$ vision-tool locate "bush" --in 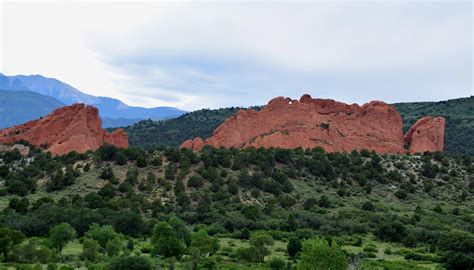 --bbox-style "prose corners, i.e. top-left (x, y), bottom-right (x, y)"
top-left (296, 237), bottom-right (348, 270)
top-left (81, 238), bottom-right (100, 261)
top-left (375, 220), bottom-right (406, 242)
top-left (394, 189), bottom-right (408, 200)
top-left (361, 201), bottom-right (375, 211)
top-left (100, 166), bottom-right (114, 180)
top-left (318, 195), bottom-right (331, 208)
top-left (187, 175), bottom-right (204, 188)
top-left (108, 256), bottom-right (154, 270)
top-left (444, 251), bottom-right (474, 270)
top-left (287, 237), bottom-right (302, 258)
top-left (269, 257), bottom-right (286, 270)
top-left (236, 246), bottom-right (258, 262)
